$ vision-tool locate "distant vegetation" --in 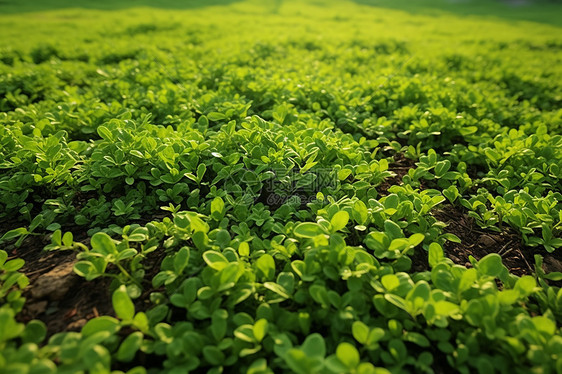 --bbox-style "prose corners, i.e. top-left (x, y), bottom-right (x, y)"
top-left (1, 0), bottom-right (562, 373)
